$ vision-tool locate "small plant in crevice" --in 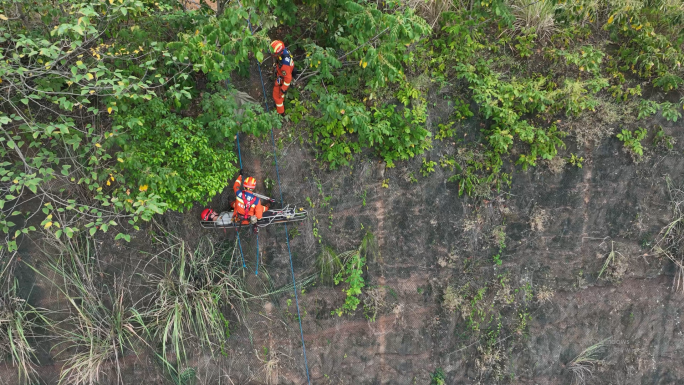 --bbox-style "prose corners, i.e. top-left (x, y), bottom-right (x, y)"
top-left (491, 226), bottom-right (506, 266)
top-left (653, 126), bottom-right (676, 151)
top-left (421, 158), bottom-right (437, 177)
top-left (616, 127), bottom-right (647, 162)
top-left (598, 241), bottom-right (627, 282)
top-left (331, 232), bottom-right (378, 317)
top-left (442, 285), bottom-right (464, 313)
top-left (567, 153), bottom-right (584, 168)
top-left (567, 339), bottom-right (608, 385)
top-left (536, 286), bottom-right (555, 304)
top-left (435, 122), bottom-right (456, 141)
top-left (430, 367), bottom-right (446, 385)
